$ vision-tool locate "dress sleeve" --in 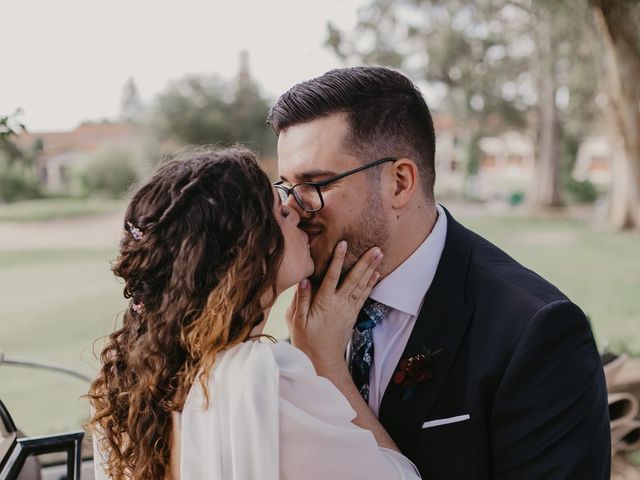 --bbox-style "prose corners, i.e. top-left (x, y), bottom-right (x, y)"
top-left (181, 342), bottom-right (280, 480)
top-left (91, 426), bottom-right (110, 480)
top-left (273, 343), bottom-right (421, 480)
